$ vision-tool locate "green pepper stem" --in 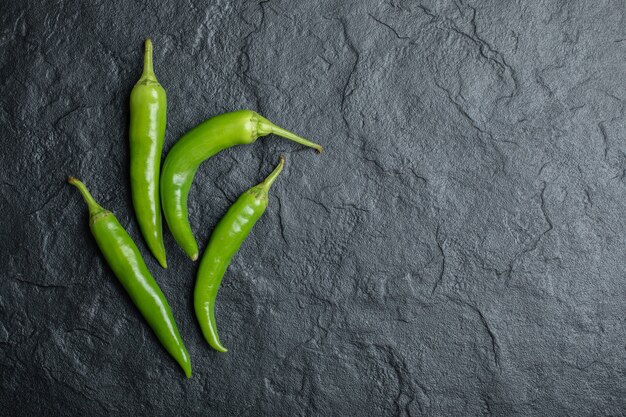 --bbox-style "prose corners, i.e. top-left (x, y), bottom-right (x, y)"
top-left (67, 177), bottom-right (104, 216)
top-left (140, 38), bottom-right (156, 81)
top-left (257, 116), bottom-right (324, 153)
top-left (259, 155), bottom-right (285, 191)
